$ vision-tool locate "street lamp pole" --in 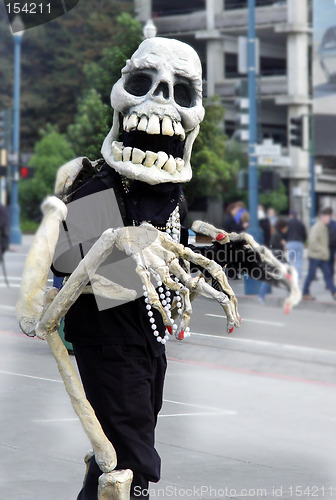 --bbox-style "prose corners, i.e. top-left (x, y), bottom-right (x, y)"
top-left (247, 0), bottom-right (261, 242)
top-left (9, 16), bottom-right (24, 244)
